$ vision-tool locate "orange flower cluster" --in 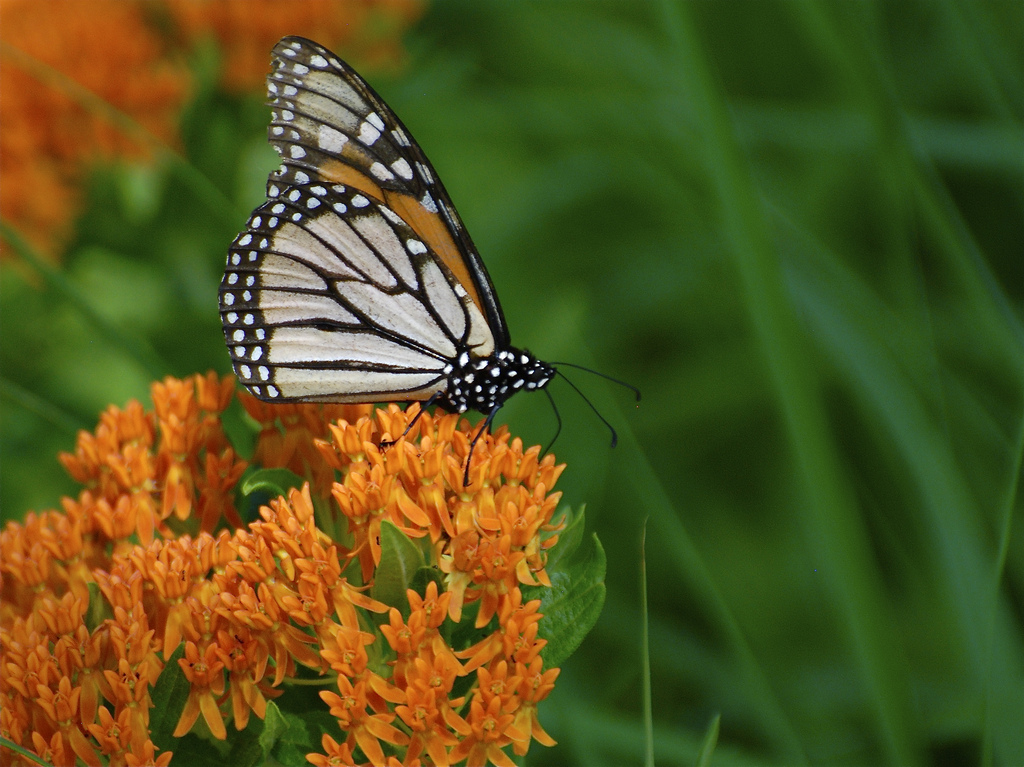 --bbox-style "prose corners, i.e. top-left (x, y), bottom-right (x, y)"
top-left (1, 374), bottom-right (565, 766)
top-left (0, 373), bottom-right (244, 765)
top-left (0, 0), bottom-right (423, 259)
